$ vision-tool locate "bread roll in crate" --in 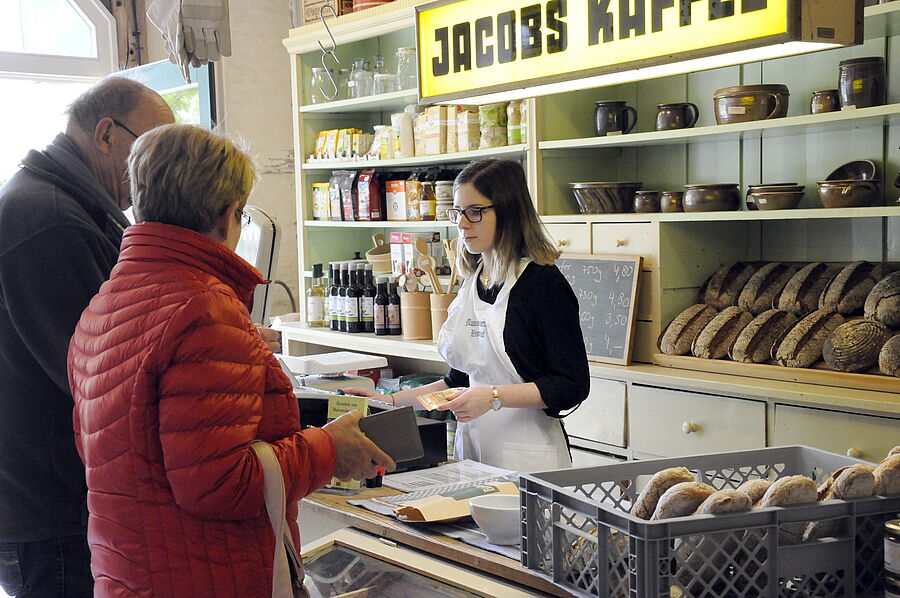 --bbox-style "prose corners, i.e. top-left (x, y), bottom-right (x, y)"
top-left (519, 445), bottom-right (900, 598)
